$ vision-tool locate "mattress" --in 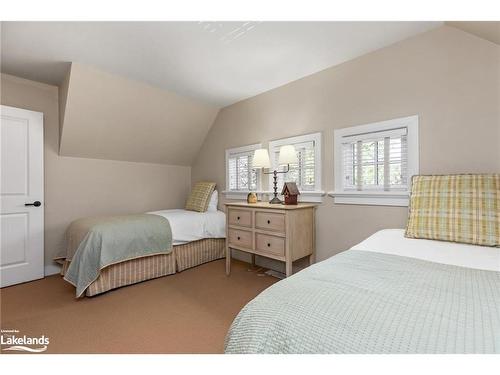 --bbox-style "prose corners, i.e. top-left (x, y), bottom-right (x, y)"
top-left (149, 209), bottom-right (226, 245)
top-left (224, 230), bottom-right (500, 353)
top-left (351, 229), bottom-right (500, 271)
